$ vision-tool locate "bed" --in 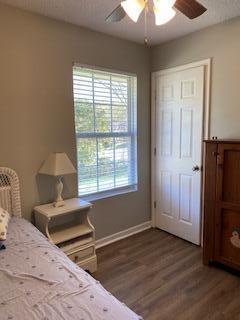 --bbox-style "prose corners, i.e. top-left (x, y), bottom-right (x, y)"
top-left (0, 167), bottom-right (141, 320)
